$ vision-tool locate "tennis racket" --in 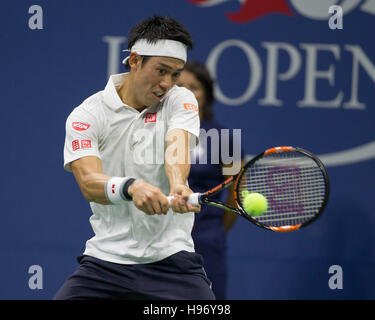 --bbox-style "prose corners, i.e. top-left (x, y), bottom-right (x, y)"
top-left (170, 146), bottom-right (330, 232)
